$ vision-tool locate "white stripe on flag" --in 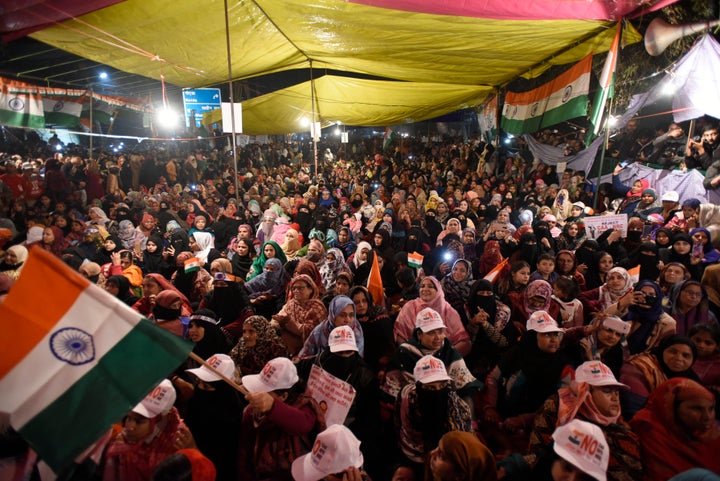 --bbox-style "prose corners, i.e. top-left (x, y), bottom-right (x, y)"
top-left (0, 286), bottom-right (141, 428)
